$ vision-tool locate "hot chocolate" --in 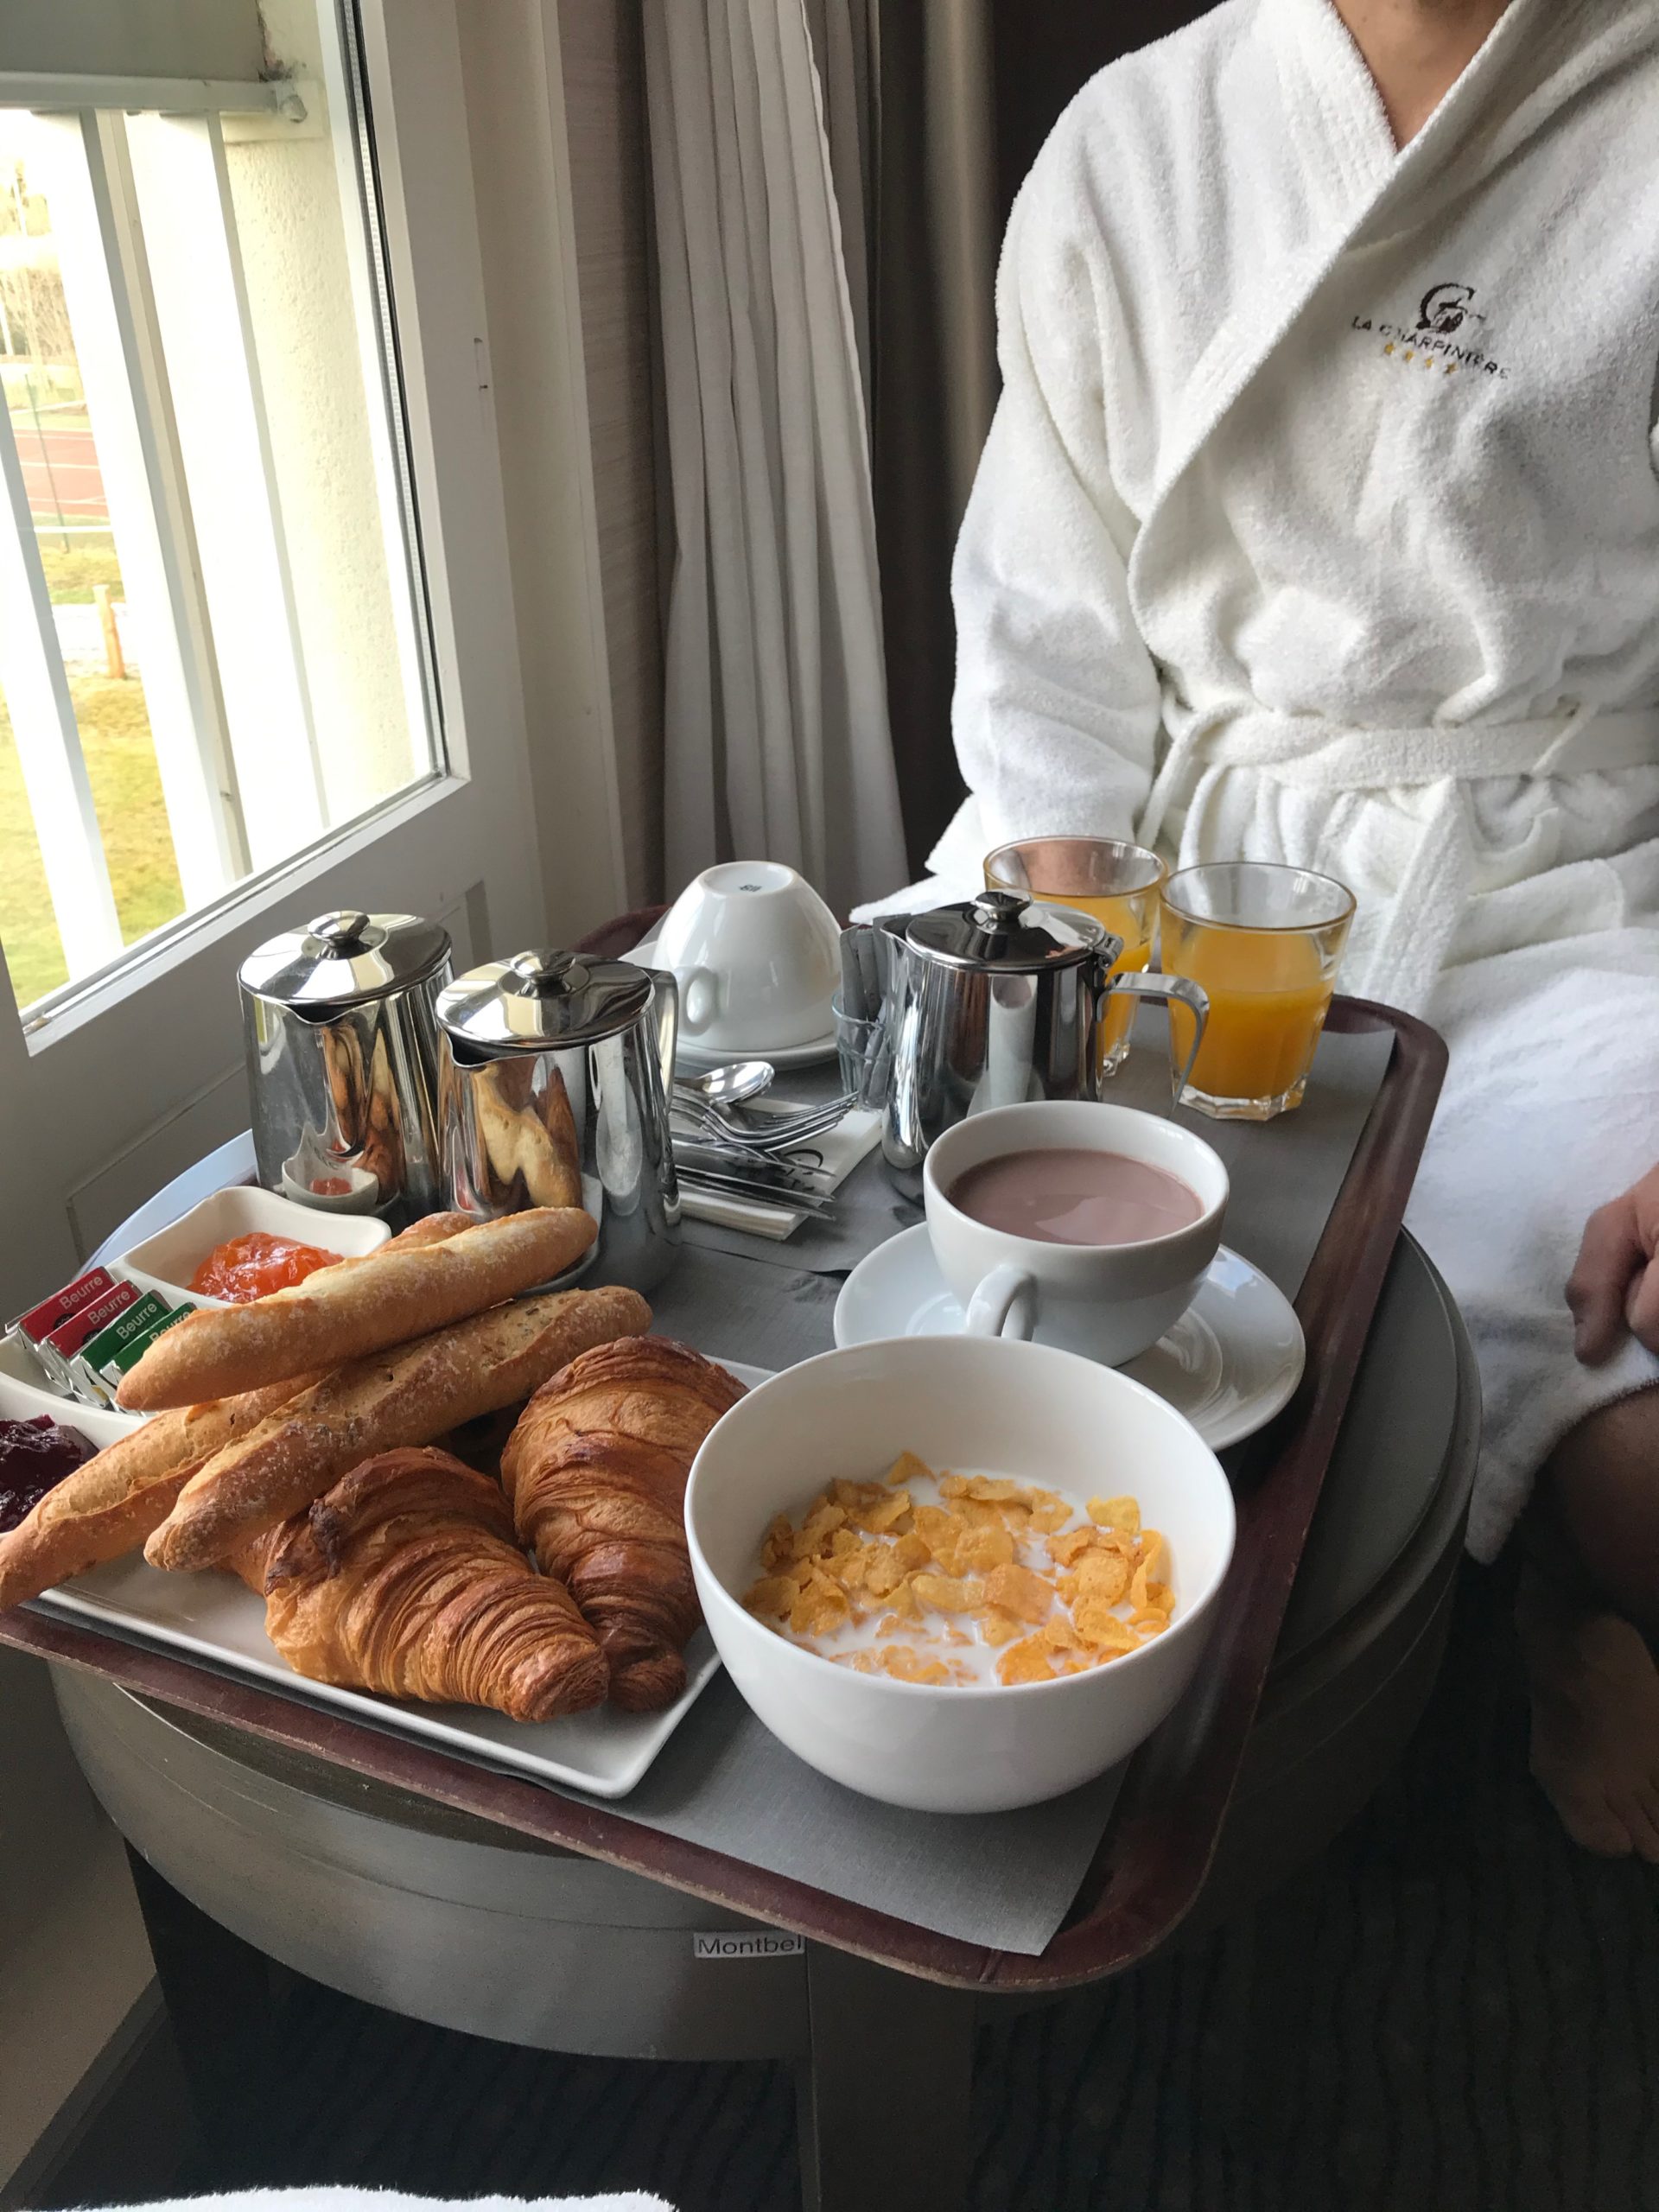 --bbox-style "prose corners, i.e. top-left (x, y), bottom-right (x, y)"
top-left (948, 1147), bottom-right (1203, 1248)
